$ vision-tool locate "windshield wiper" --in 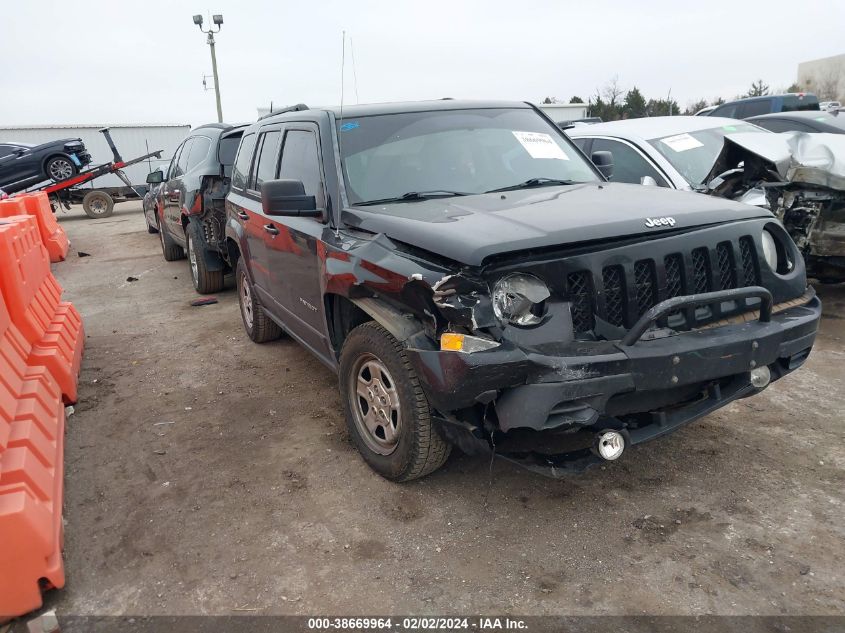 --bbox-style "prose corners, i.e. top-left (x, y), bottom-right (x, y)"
top-left (486, 178), bottom-right (581, 193)
top-left (356, 190), bottom-right (471, 206)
